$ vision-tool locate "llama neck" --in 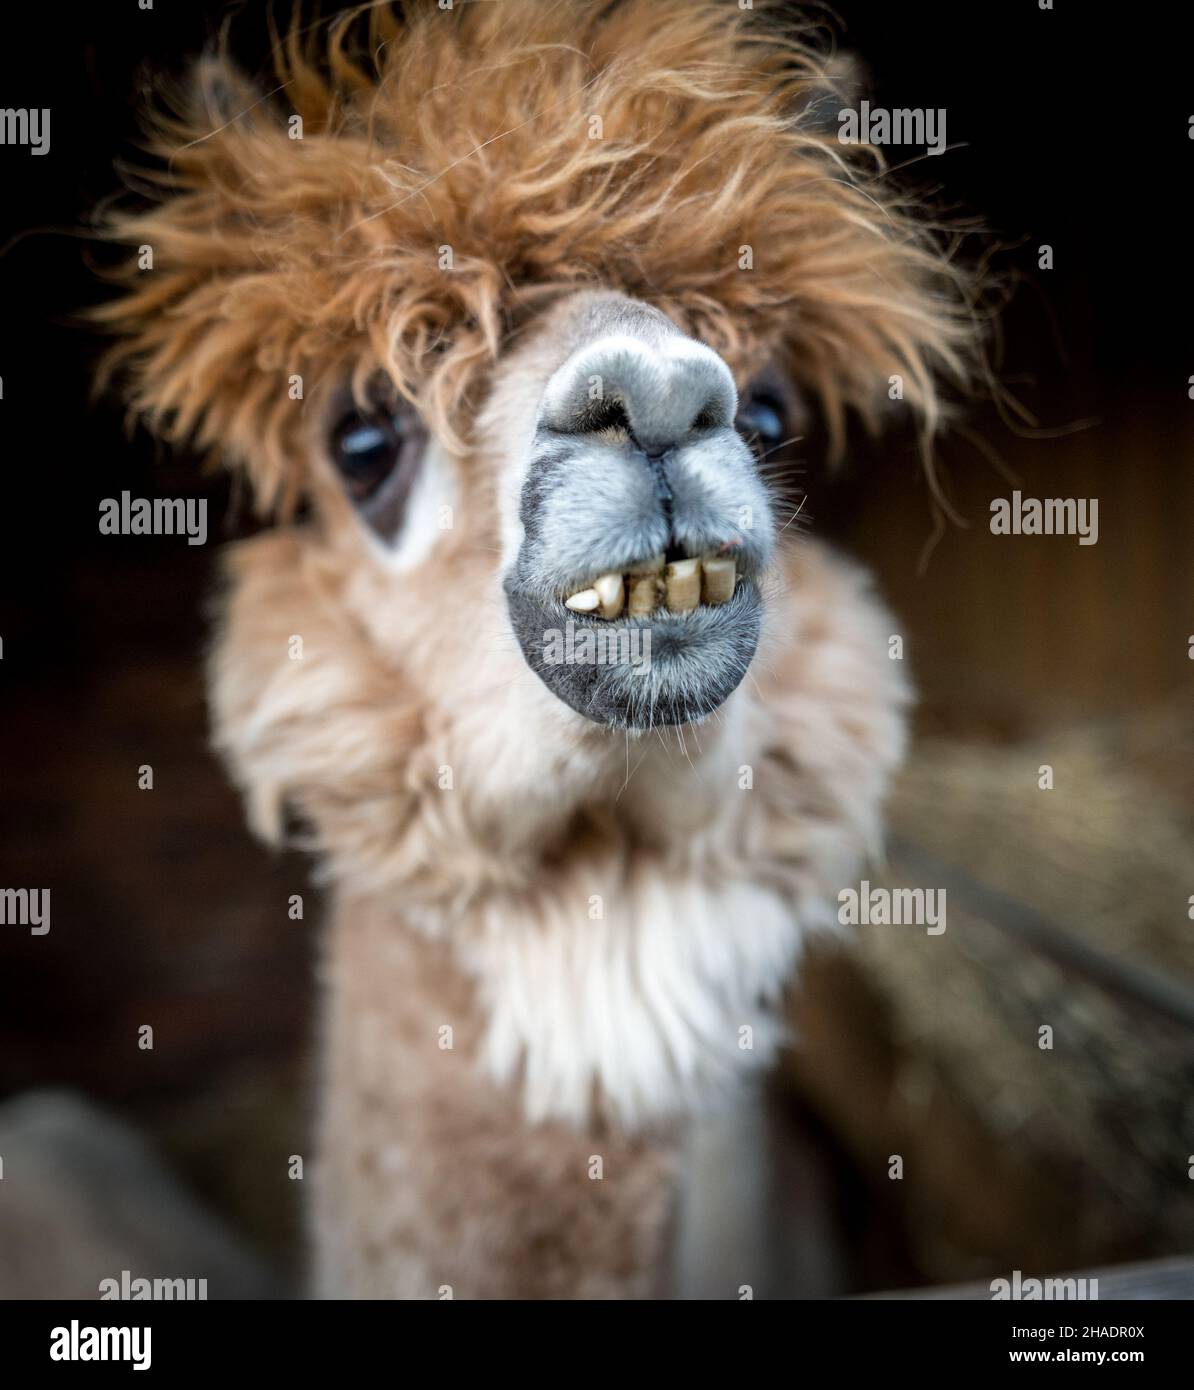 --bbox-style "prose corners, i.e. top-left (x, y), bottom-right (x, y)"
top-left (332, 684), bottom-right (846, 1131)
